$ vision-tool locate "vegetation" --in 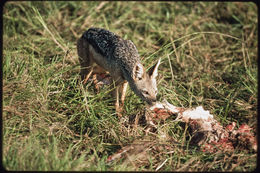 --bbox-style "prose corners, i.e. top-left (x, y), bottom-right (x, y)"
top-left (3, 1), bottom-right (257, 171)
